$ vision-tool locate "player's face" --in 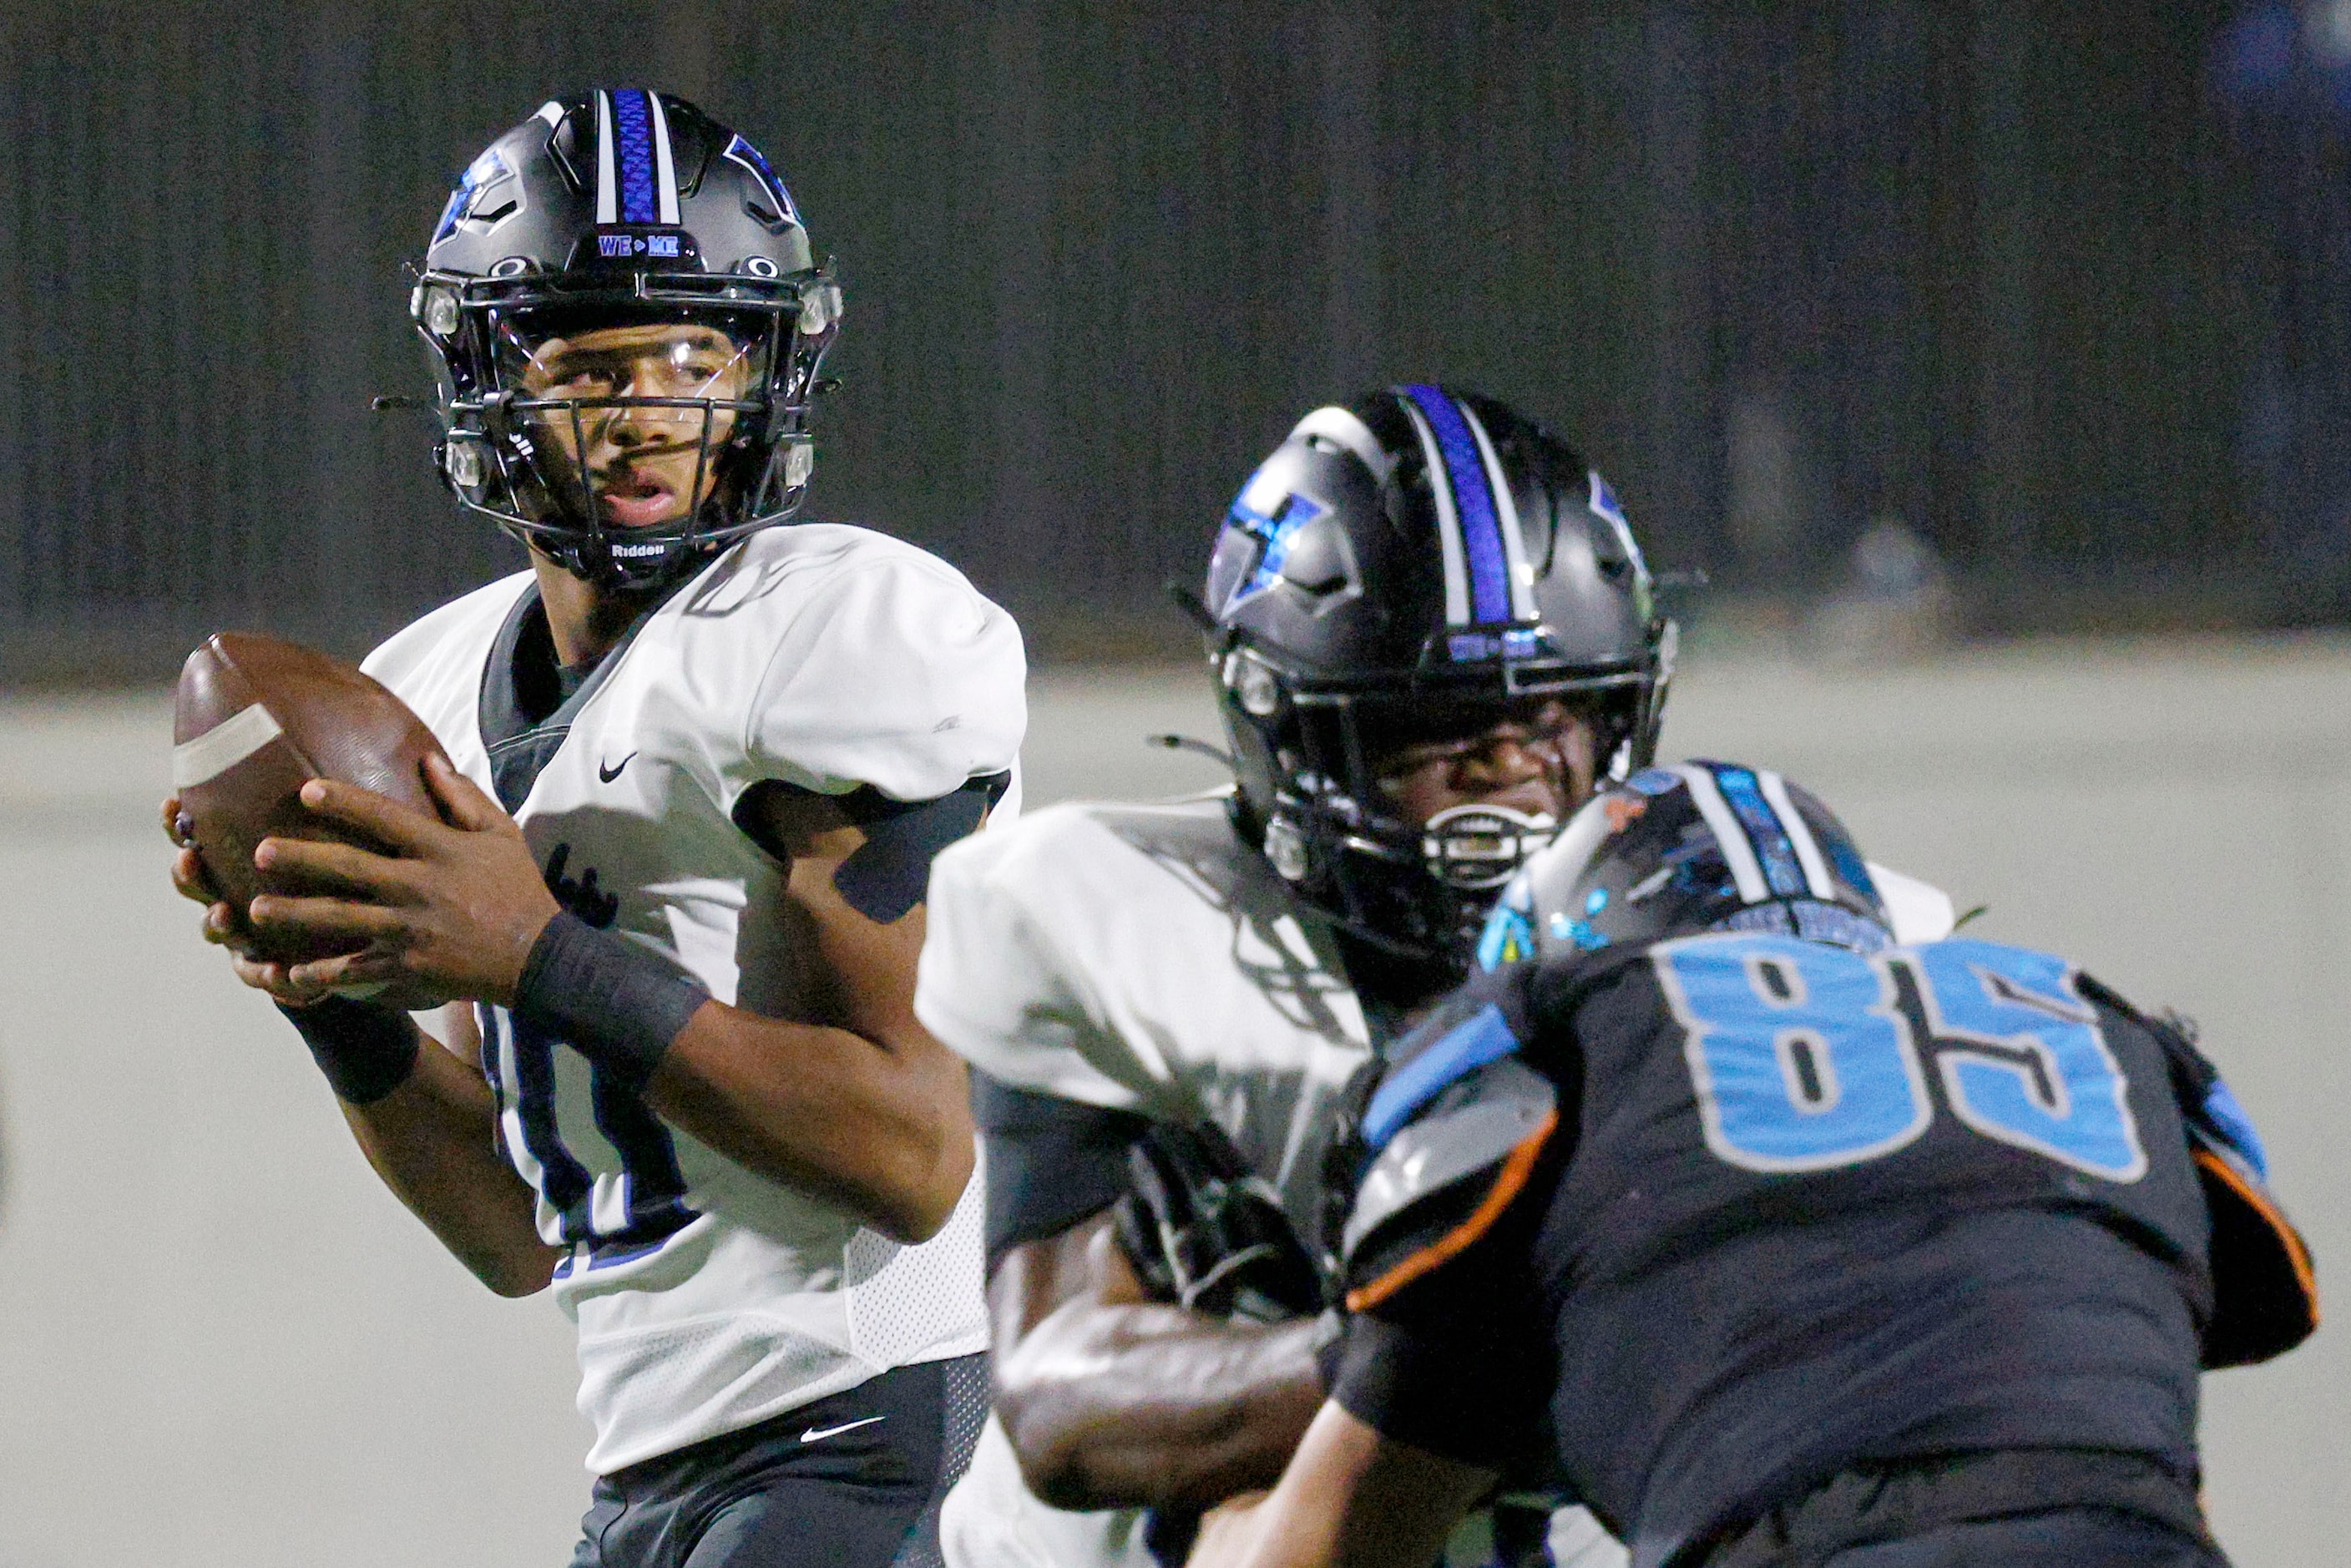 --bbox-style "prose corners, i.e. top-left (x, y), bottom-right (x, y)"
top-left (1369, 699), bottom-right (1598, 828)
top-left (516, 321), bottom-right (759, 529)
